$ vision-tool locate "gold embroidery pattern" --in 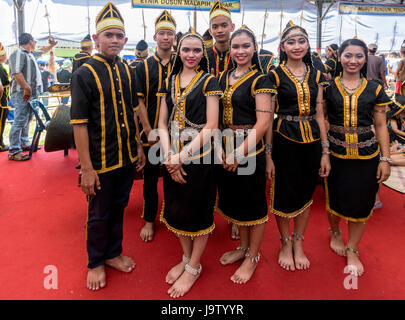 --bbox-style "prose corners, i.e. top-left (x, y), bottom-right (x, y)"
top-left (222, 69), bottom-right (257, 126)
